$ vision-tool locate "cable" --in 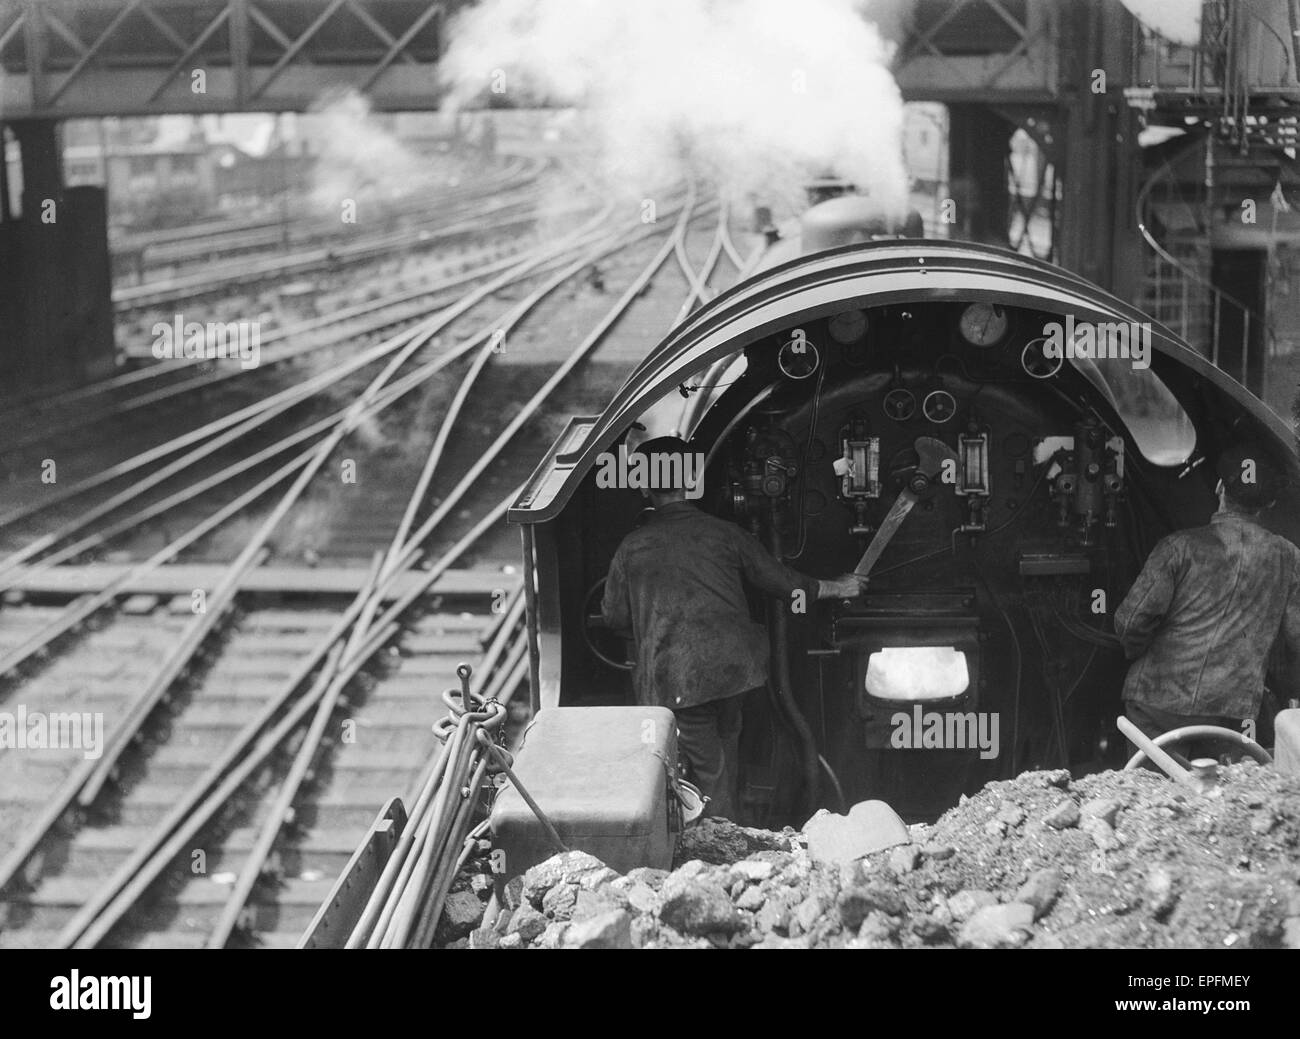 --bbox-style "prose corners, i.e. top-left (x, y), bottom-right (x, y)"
top-left (817, 754), bottom-right (847, 813)
top-left (970, 555), bottom-right (1023, 777)
top-left (790, 356), bottom-right (828, 560)
top-left (1045, 582), bottom-right (1122, 647)
top-left (1062, 645), bottom-right (1099, 705)
top-left (678, 375), bottom-right (747, 395)
top-left (982, 466), bottom-right (1050, 537)
top-left (1025, 604), bottom-right (1069, 765)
